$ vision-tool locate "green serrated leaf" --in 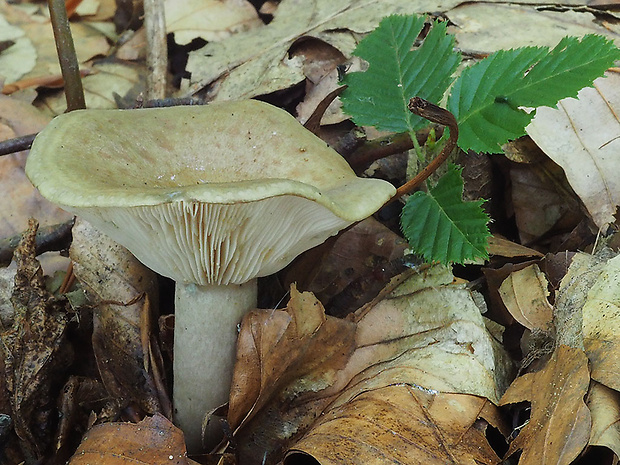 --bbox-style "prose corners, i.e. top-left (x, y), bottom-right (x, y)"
top-left (341, 15), bottom-right (460, 134)
top-left (401, 164), bottom-right (490, 264)
top-left (449, 34), bottom-right (620, 153)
